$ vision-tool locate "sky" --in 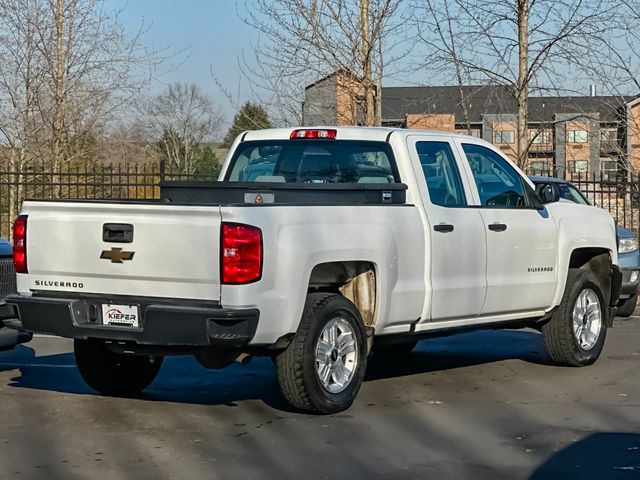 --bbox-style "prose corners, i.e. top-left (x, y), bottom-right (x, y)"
top-left (102, 1), bottom-right (639, 129)
top-left (105, 0), bottom-right (259, 122)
